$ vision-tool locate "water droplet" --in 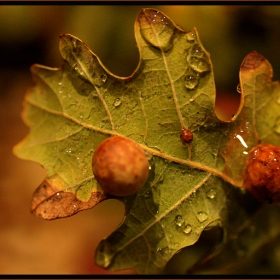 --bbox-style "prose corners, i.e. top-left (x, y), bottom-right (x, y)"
top-left (144, 191), bottom-right (151, 198)
top-left (236, 84), bottom-right (241, 94)
top-left (196, 211), bottom-right (208, 223)
top-left (212, 148), bottom-right (218, 157)
top-left (186, 31), bottom-right (196, 42)
top-left (189, 97), bottom-right (194, 102)
top-left (113, 98), bottom-right (122, 107)
top-left (188, 56), bottom-right (210, 73)
top-left (185, 71), bottom-right (199, 90)
top-left (206, 189), bottom-right (216, 199)
top-left (159, 247), bottom-right (172, 257)
top-left (188, 44), bottom-right (205, 58)
top-left (183, 224), bottom-right (192, 234)
top-left (100, 74), bottom-right (107, 83)
top-left (139, 9), bottom-right (175, 51)
top-left (187, 44), bottom-right (210, 73)
top-left (174, 215), bottom-right (184, 227)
